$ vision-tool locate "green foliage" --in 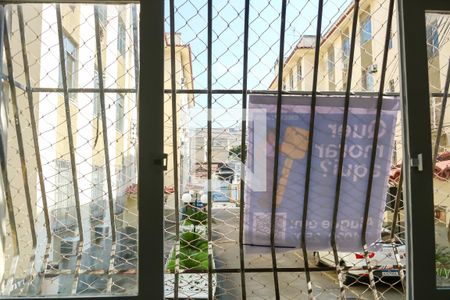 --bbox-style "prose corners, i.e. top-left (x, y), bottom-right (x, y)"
top-left (166, 231), bottom-right (209, 272)
top-left (184, 206), bottom-right (207, 226)
top-left (436, 245), bottom-right (450, 278)
top-left (228, 144), bottom-right (247, 162)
